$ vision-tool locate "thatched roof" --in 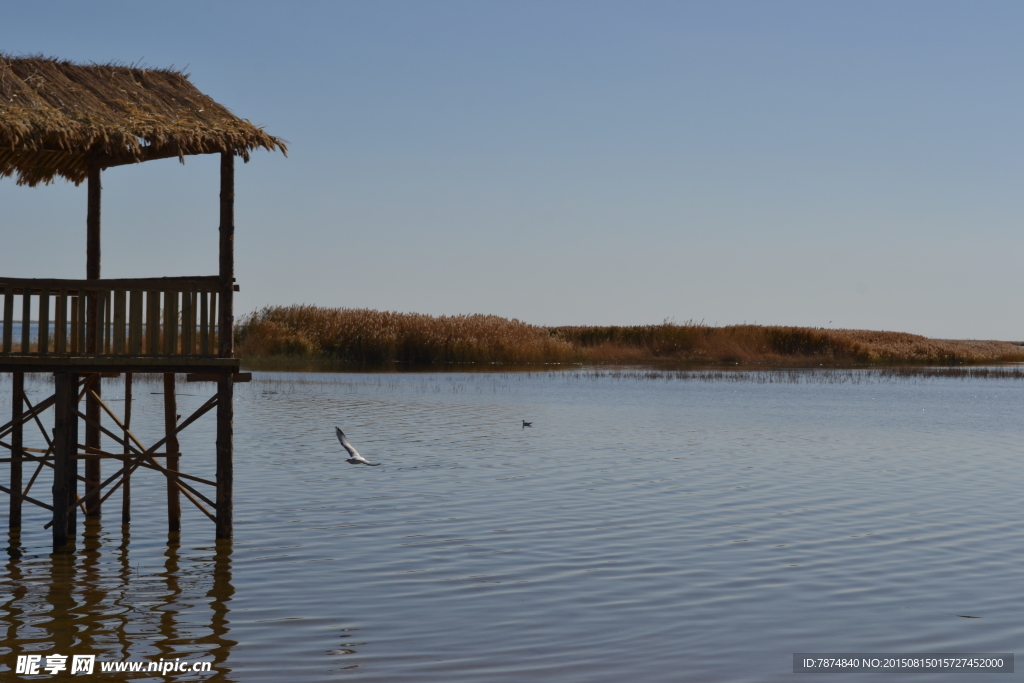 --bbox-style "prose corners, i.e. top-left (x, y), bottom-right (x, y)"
top-left (0, 54), bottom-right (286, 186)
